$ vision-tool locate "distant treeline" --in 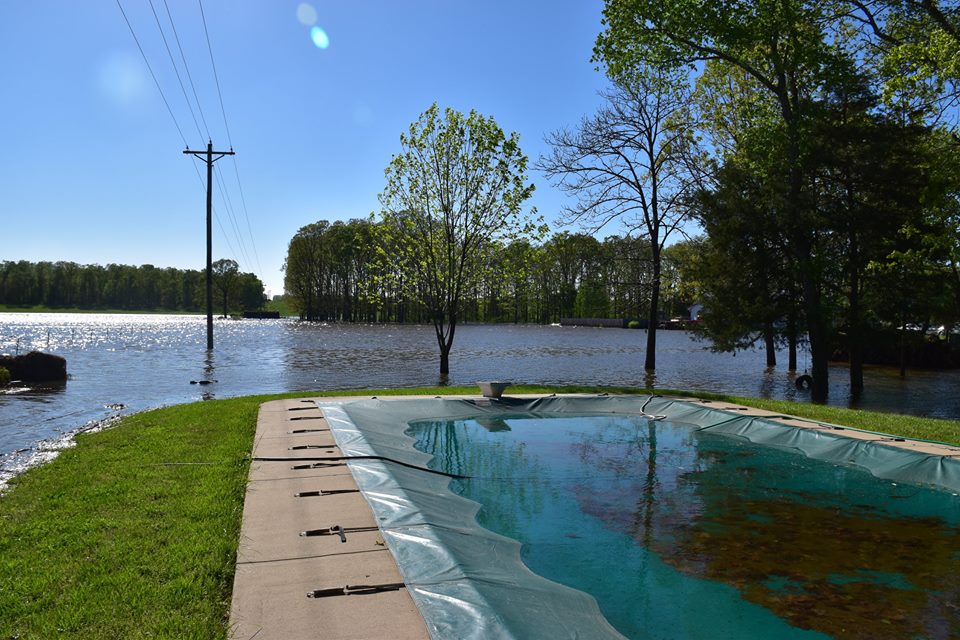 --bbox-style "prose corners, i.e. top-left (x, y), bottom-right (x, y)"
top-left (283, 218), bottom-right (692, 323)
top-left (0, 260), bottom-right (264, 313)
